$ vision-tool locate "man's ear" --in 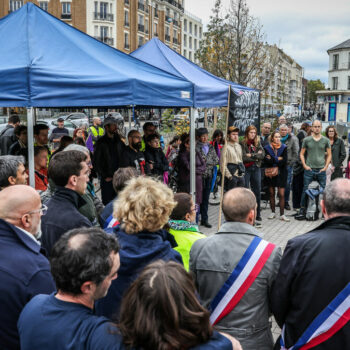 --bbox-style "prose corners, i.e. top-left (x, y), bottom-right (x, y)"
top-left (247, 209), bottom-right (255, 224)
top-left (80, 281), bottom-right (95, 295)
top-left (67, 175), bottom-right (77, 187)
top-left (8, 176), bottom-right (17, 185)
top-left (21, 214), bottom-right (31, 229)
